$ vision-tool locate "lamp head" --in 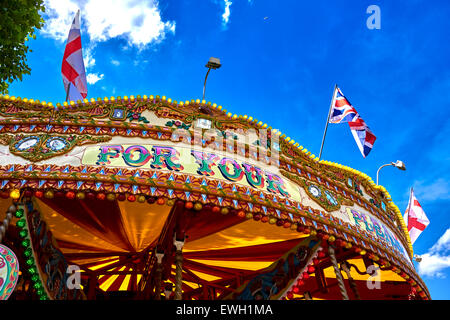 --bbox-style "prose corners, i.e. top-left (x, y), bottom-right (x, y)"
top-left (205, 57), bottom-right (221, 69)
top-left (393, 160), bottom-right (406, 171)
